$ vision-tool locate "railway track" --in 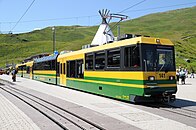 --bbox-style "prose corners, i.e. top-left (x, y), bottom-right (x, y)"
top-left (163, 103), bottom-right (196, 120)
top-left (0, 84), bottom-right (106, 130)
top-left (145, 102), bottom-right (196, 120)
